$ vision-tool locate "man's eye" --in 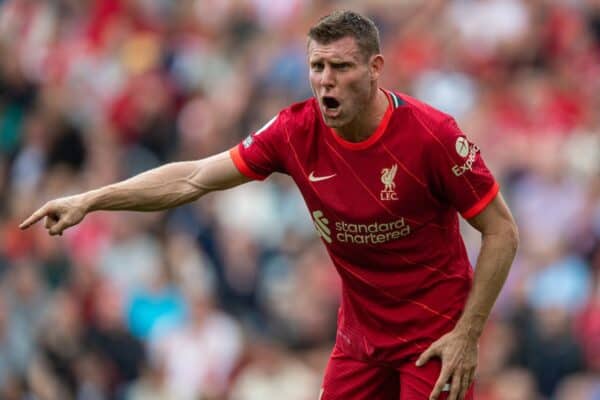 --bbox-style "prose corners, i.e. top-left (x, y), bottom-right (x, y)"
top-left (334, 63), bottom-right (350, 69)
top-left (312, 63), bottom-right (324, 71)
